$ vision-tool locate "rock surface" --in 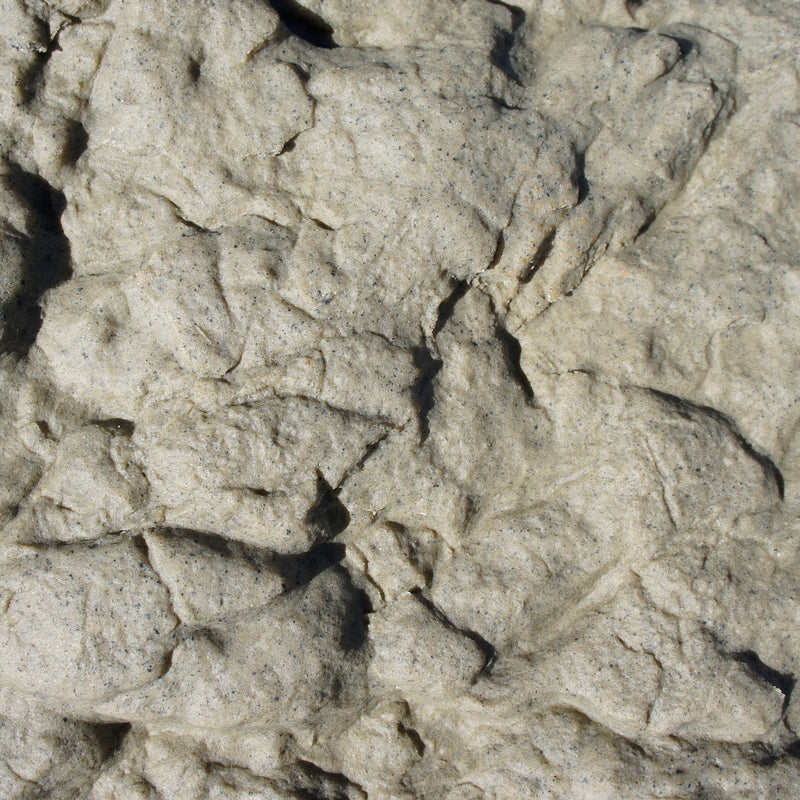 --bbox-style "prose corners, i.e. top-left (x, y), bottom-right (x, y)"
top-left (1, 0), bottom-right (800, 797)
